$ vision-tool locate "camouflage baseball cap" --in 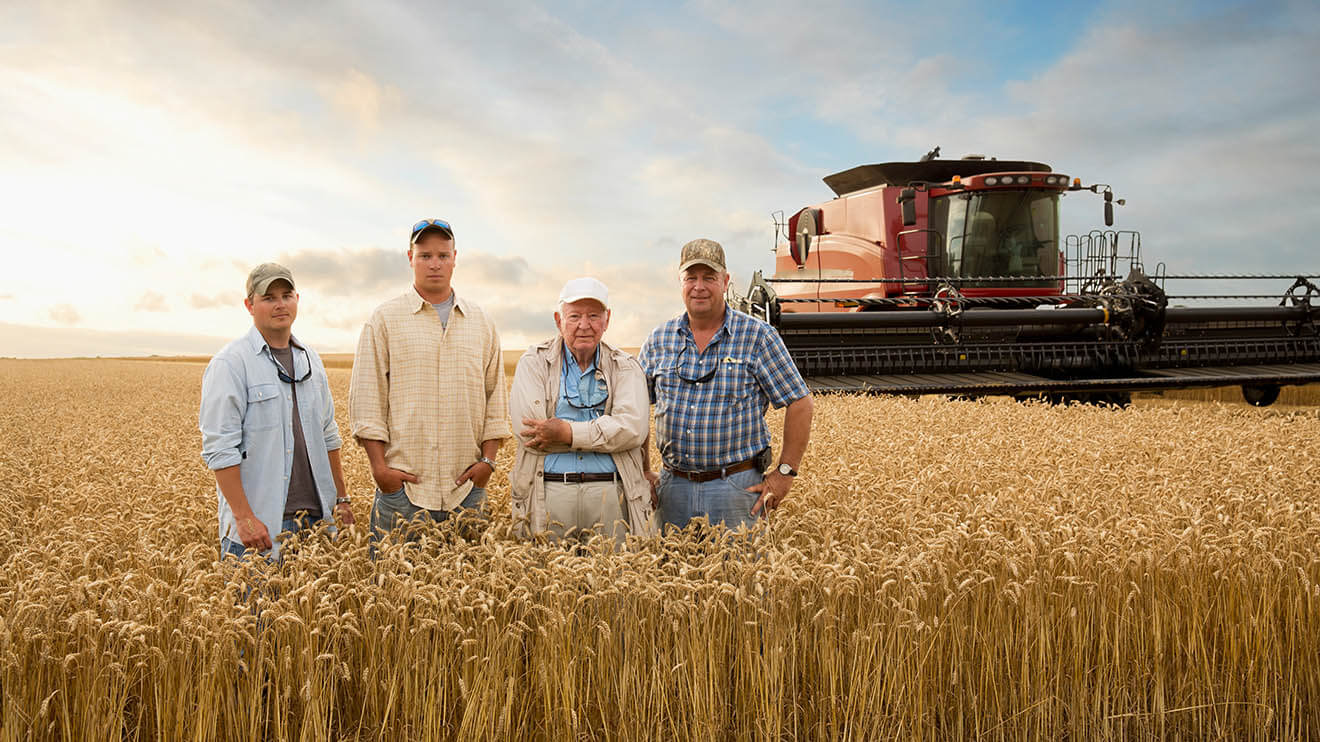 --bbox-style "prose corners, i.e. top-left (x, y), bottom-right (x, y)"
top-left (679, 238), bottom-right (726, 273)
top-left (246, 263), bottom-right (295, 297)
